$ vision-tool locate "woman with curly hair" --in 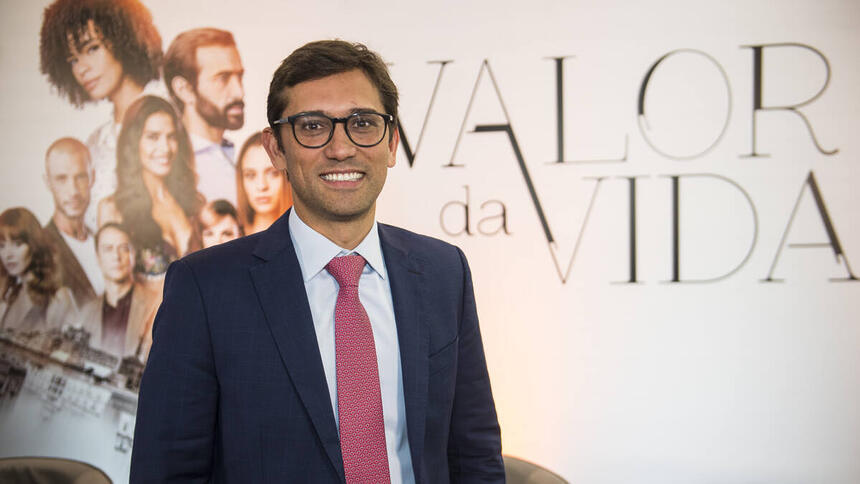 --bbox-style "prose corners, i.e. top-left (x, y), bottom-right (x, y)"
top-left (40, 0), bottom-right (163, 220)
top-left (236, 132), bottom-right (292, 235)
top-left (0, 208), bottom-right (76, 333)
top-left (99, 96), bottom-right (203, 279)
